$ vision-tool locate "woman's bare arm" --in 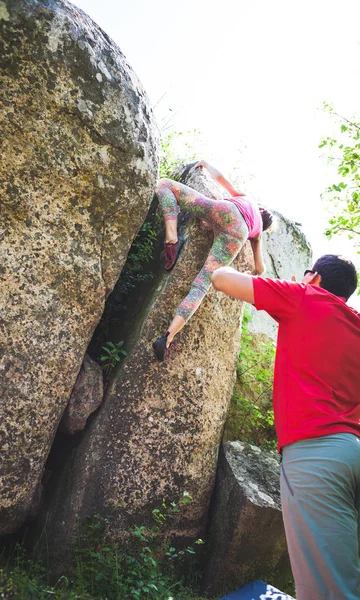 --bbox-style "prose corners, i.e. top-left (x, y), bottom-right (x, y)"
top-left (249, 237), bottom-right (265, 275)
top-left (195, 160), bottom-right (245, 197)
